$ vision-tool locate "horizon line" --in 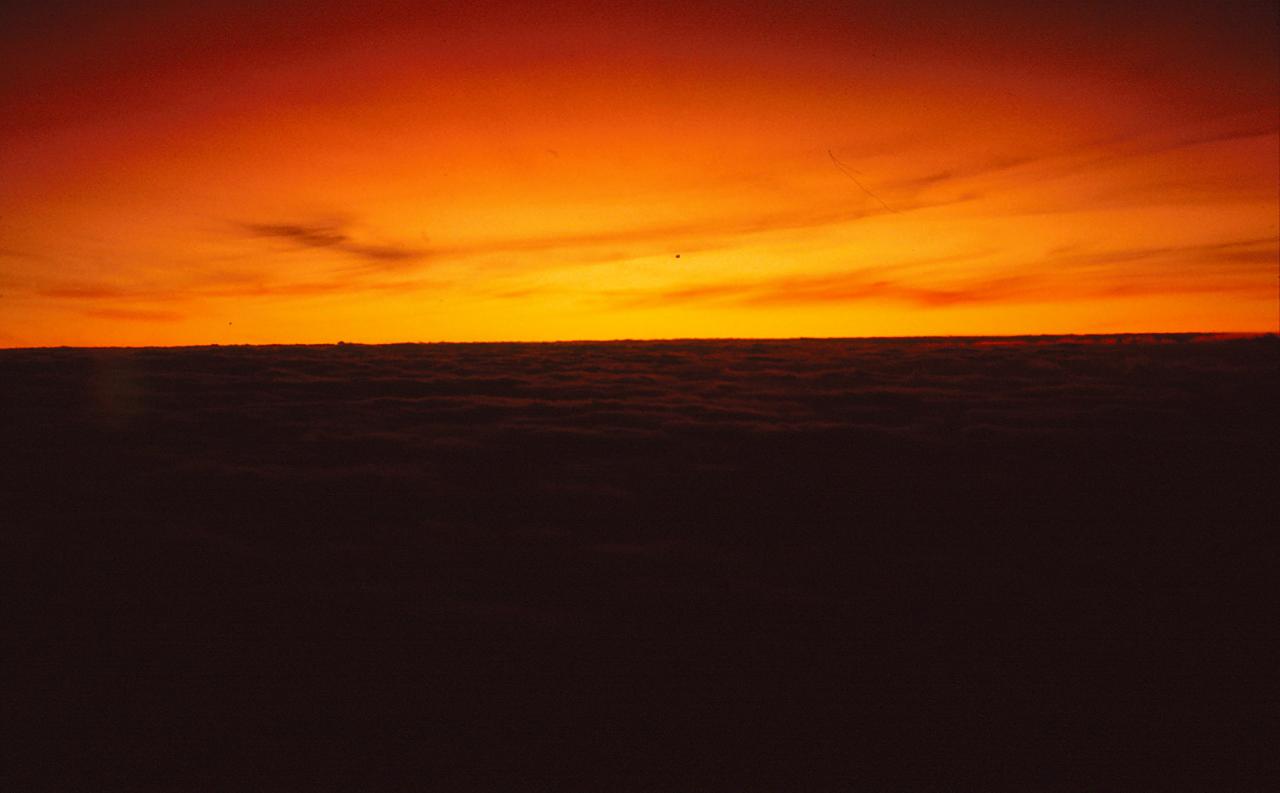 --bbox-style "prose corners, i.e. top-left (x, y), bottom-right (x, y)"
top-left (2, 331), bottom-right (1275, 352)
